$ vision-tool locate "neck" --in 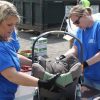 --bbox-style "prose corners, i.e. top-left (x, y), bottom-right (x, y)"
top-left (0, 35), bottom-right (10, 41)
top-left (88, 17), bottom-right (94, 28)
